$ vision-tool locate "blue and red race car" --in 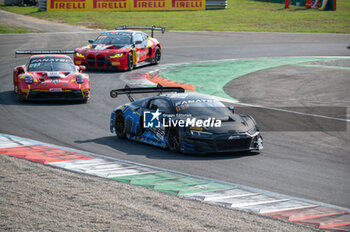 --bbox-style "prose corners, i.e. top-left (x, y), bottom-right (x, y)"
top-left (74, 26), bottom-right (164, 71)
top-left (14, 50), bottom-right (90, 102)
